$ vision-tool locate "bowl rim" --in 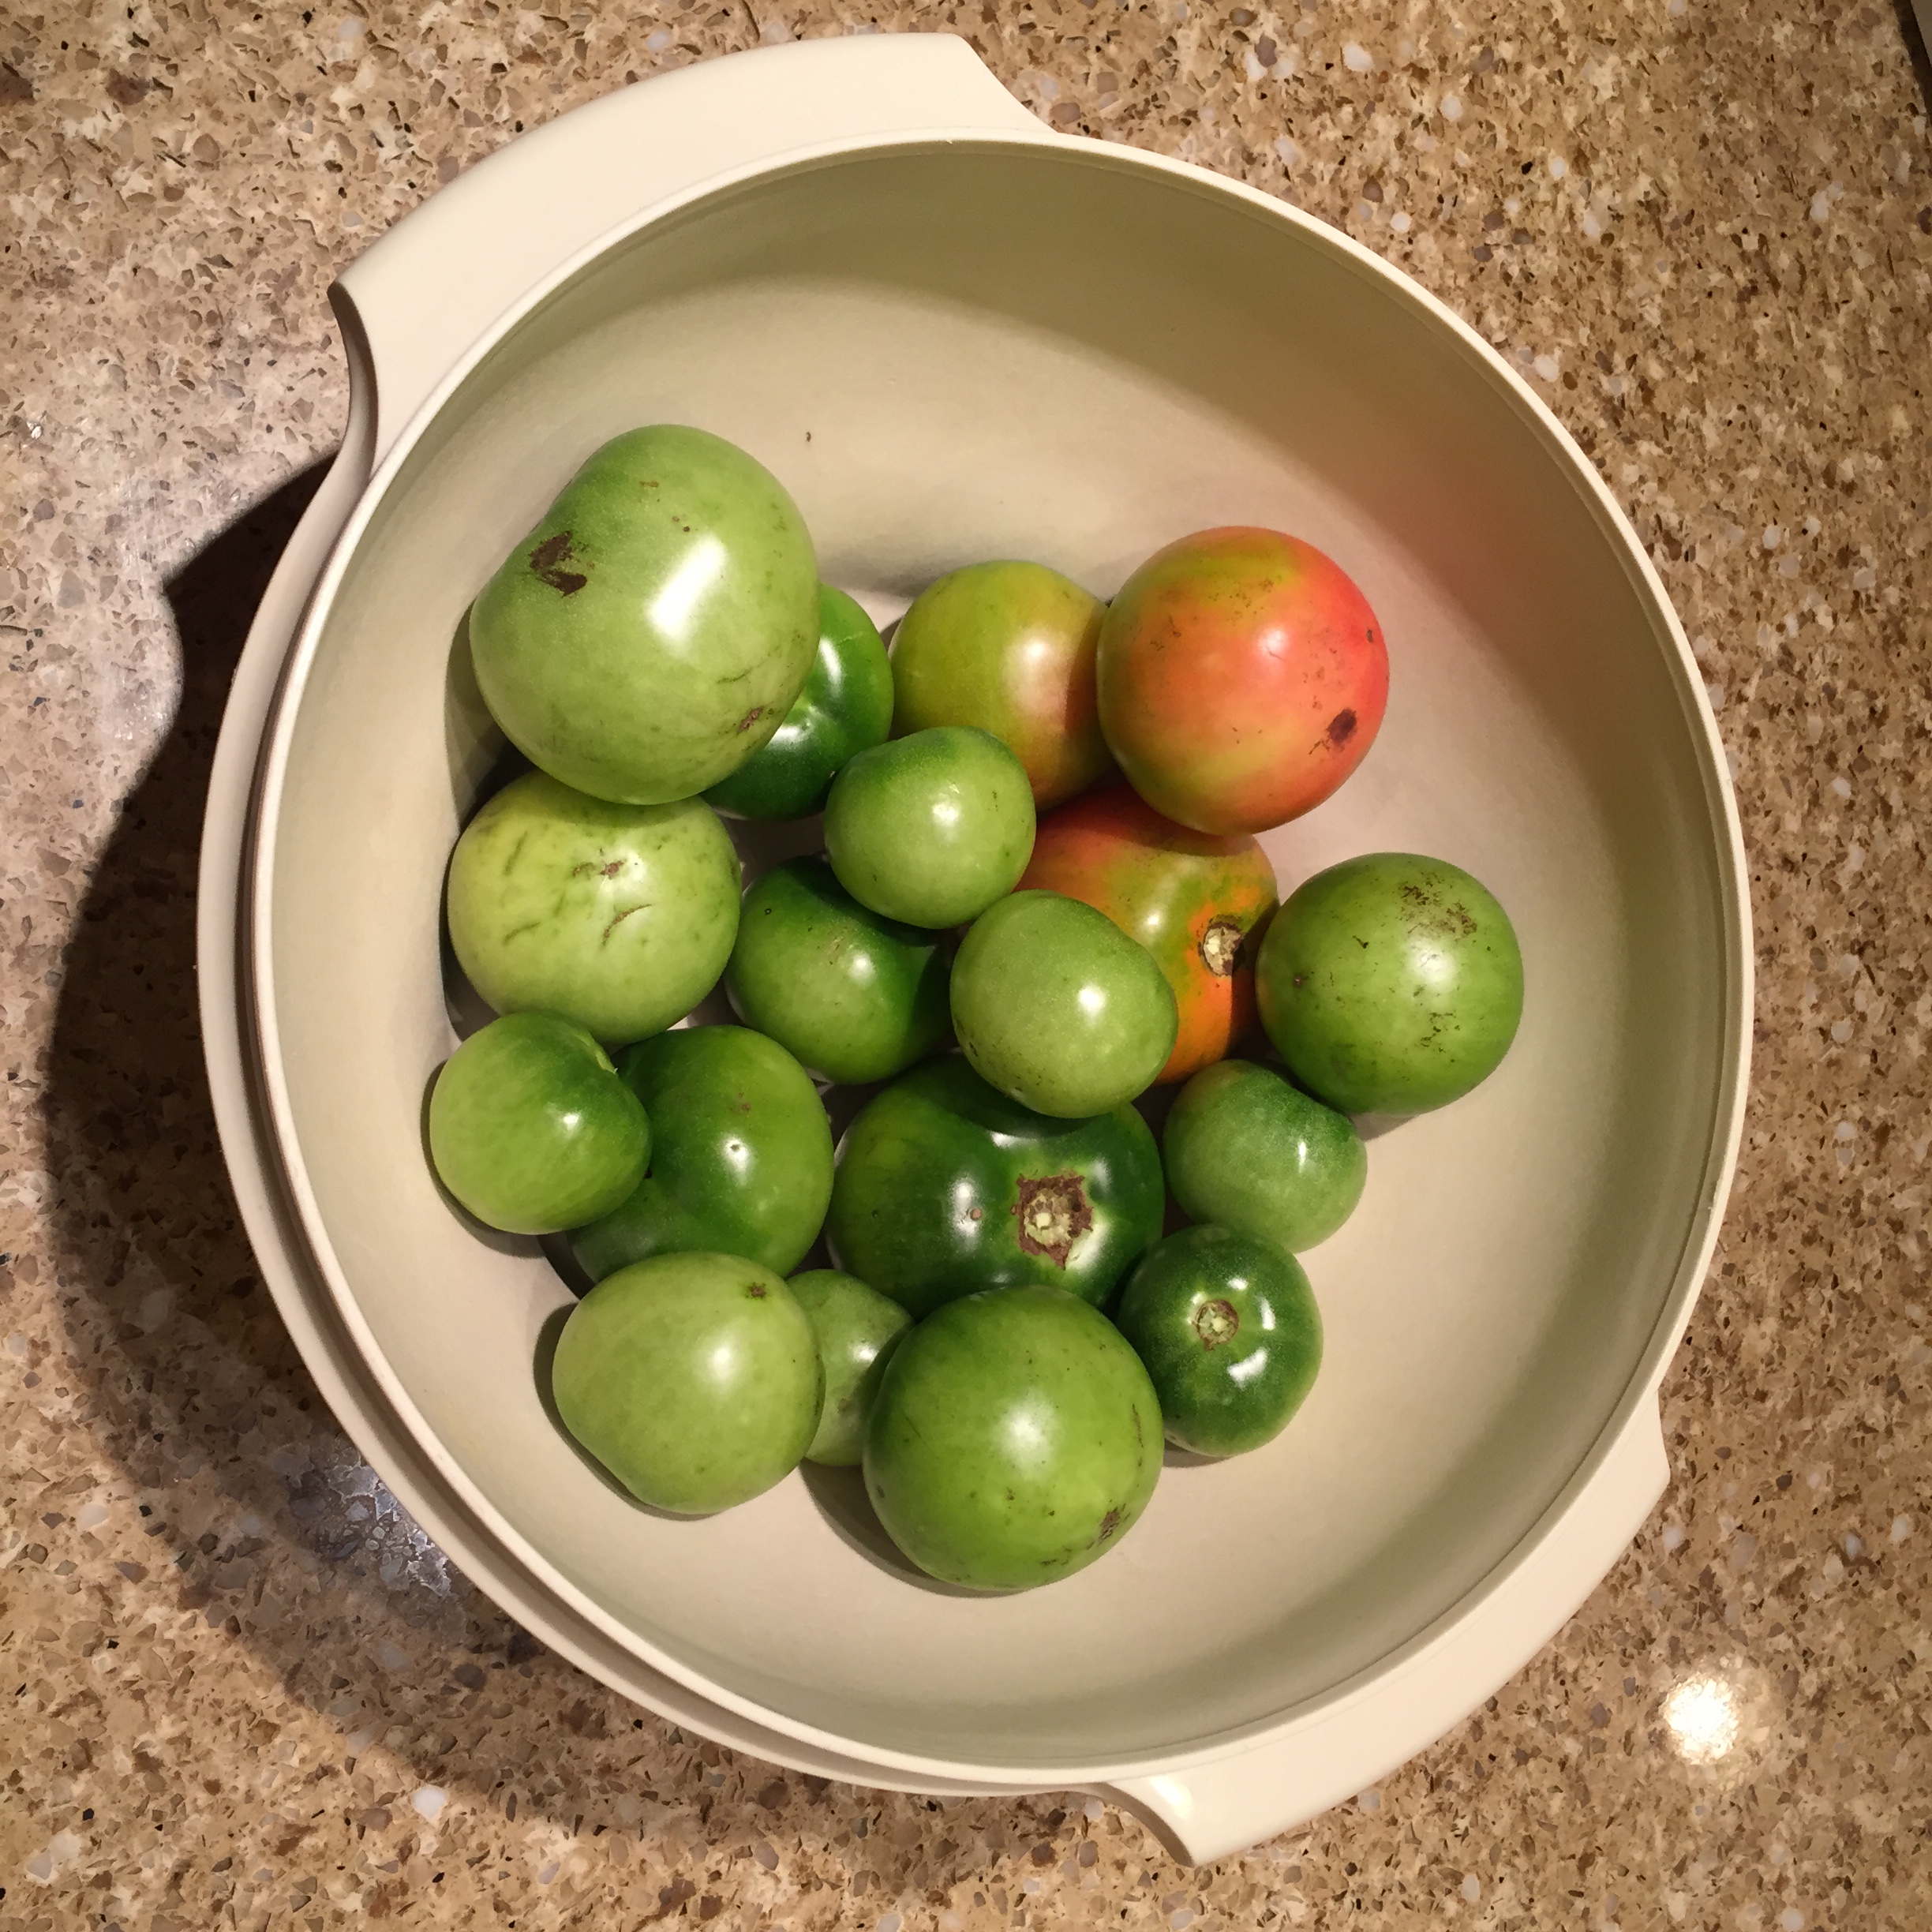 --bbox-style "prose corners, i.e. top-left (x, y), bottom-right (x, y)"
top-left (242, 124), bottom-right (1753, 1784)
